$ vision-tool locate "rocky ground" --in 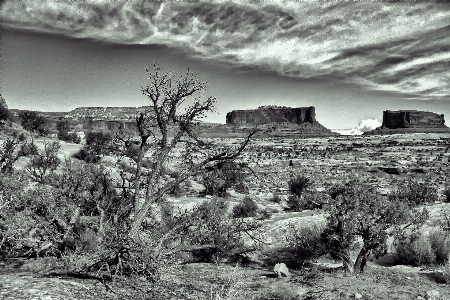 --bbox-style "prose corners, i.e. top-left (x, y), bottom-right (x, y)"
top-left (1, 132), bottom-right (450, 299)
